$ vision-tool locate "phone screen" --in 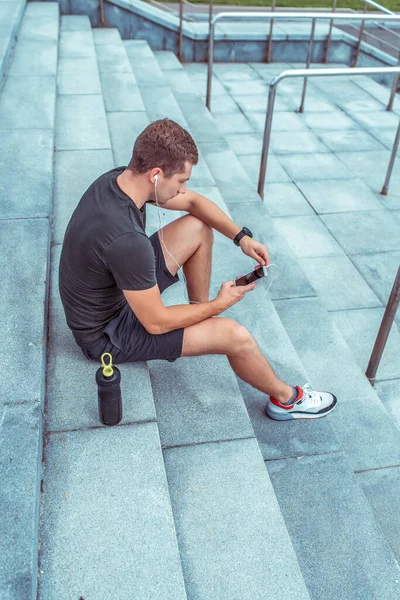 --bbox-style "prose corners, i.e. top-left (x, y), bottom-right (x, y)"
top-left (236, 266), bottom-right (267, 286)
